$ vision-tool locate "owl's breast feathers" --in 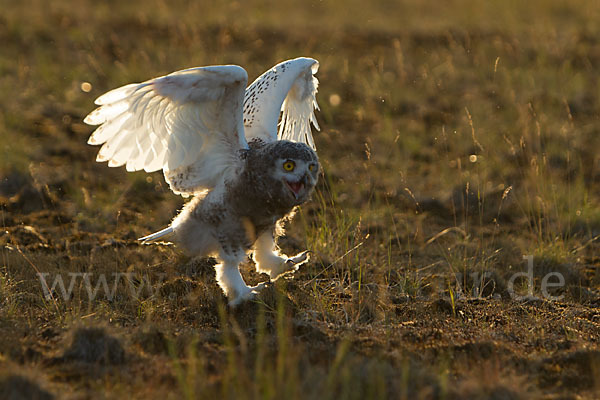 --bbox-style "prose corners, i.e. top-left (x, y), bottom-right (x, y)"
top-left (226, 139), bottom-right (318, 233)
